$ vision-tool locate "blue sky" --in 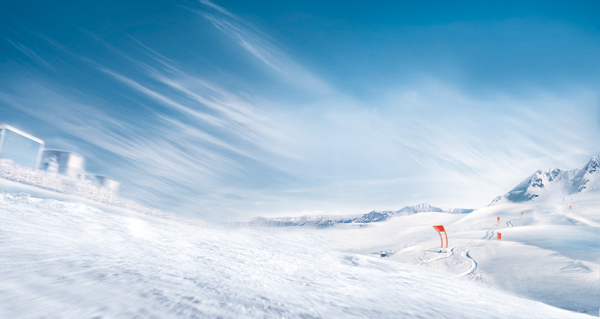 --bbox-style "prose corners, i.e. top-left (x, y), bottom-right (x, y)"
top-left (0, 0), bottom-right (599, 220)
